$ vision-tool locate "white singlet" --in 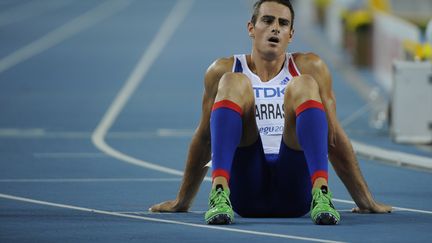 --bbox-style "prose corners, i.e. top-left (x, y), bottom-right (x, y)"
top-left (232, 53), bottom-right (301, 154)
